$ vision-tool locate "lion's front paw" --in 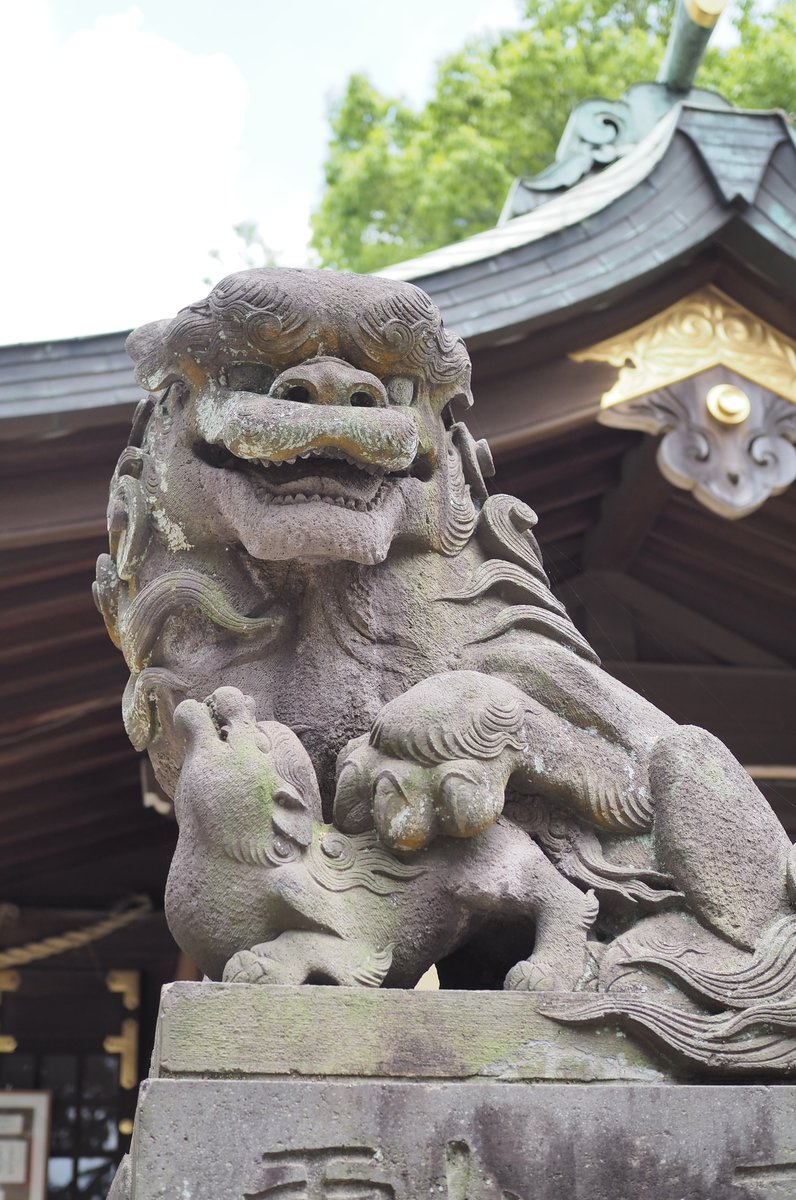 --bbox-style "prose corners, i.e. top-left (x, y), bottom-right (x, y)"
top-left (223, 950), bottom-right (294, 985)
top-left (335, 738), bottom-right (509, 852)
top-left (333, 672), bottom-right (526, 853)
